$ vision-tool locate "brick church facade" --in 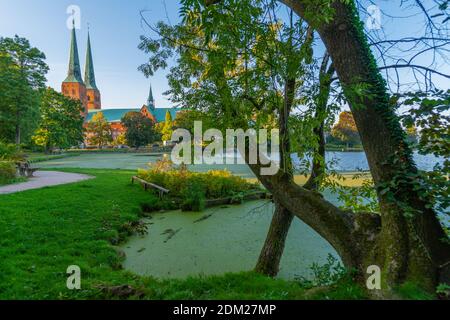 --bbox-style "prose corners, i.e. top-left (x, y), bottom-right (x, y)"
top-left (62, 23), bottom-right (178, 142)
